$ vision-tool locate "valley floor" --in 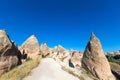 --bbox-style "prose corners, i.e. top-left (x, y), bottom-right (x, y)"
top-left (23, 58), bottom-right (79, 80)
